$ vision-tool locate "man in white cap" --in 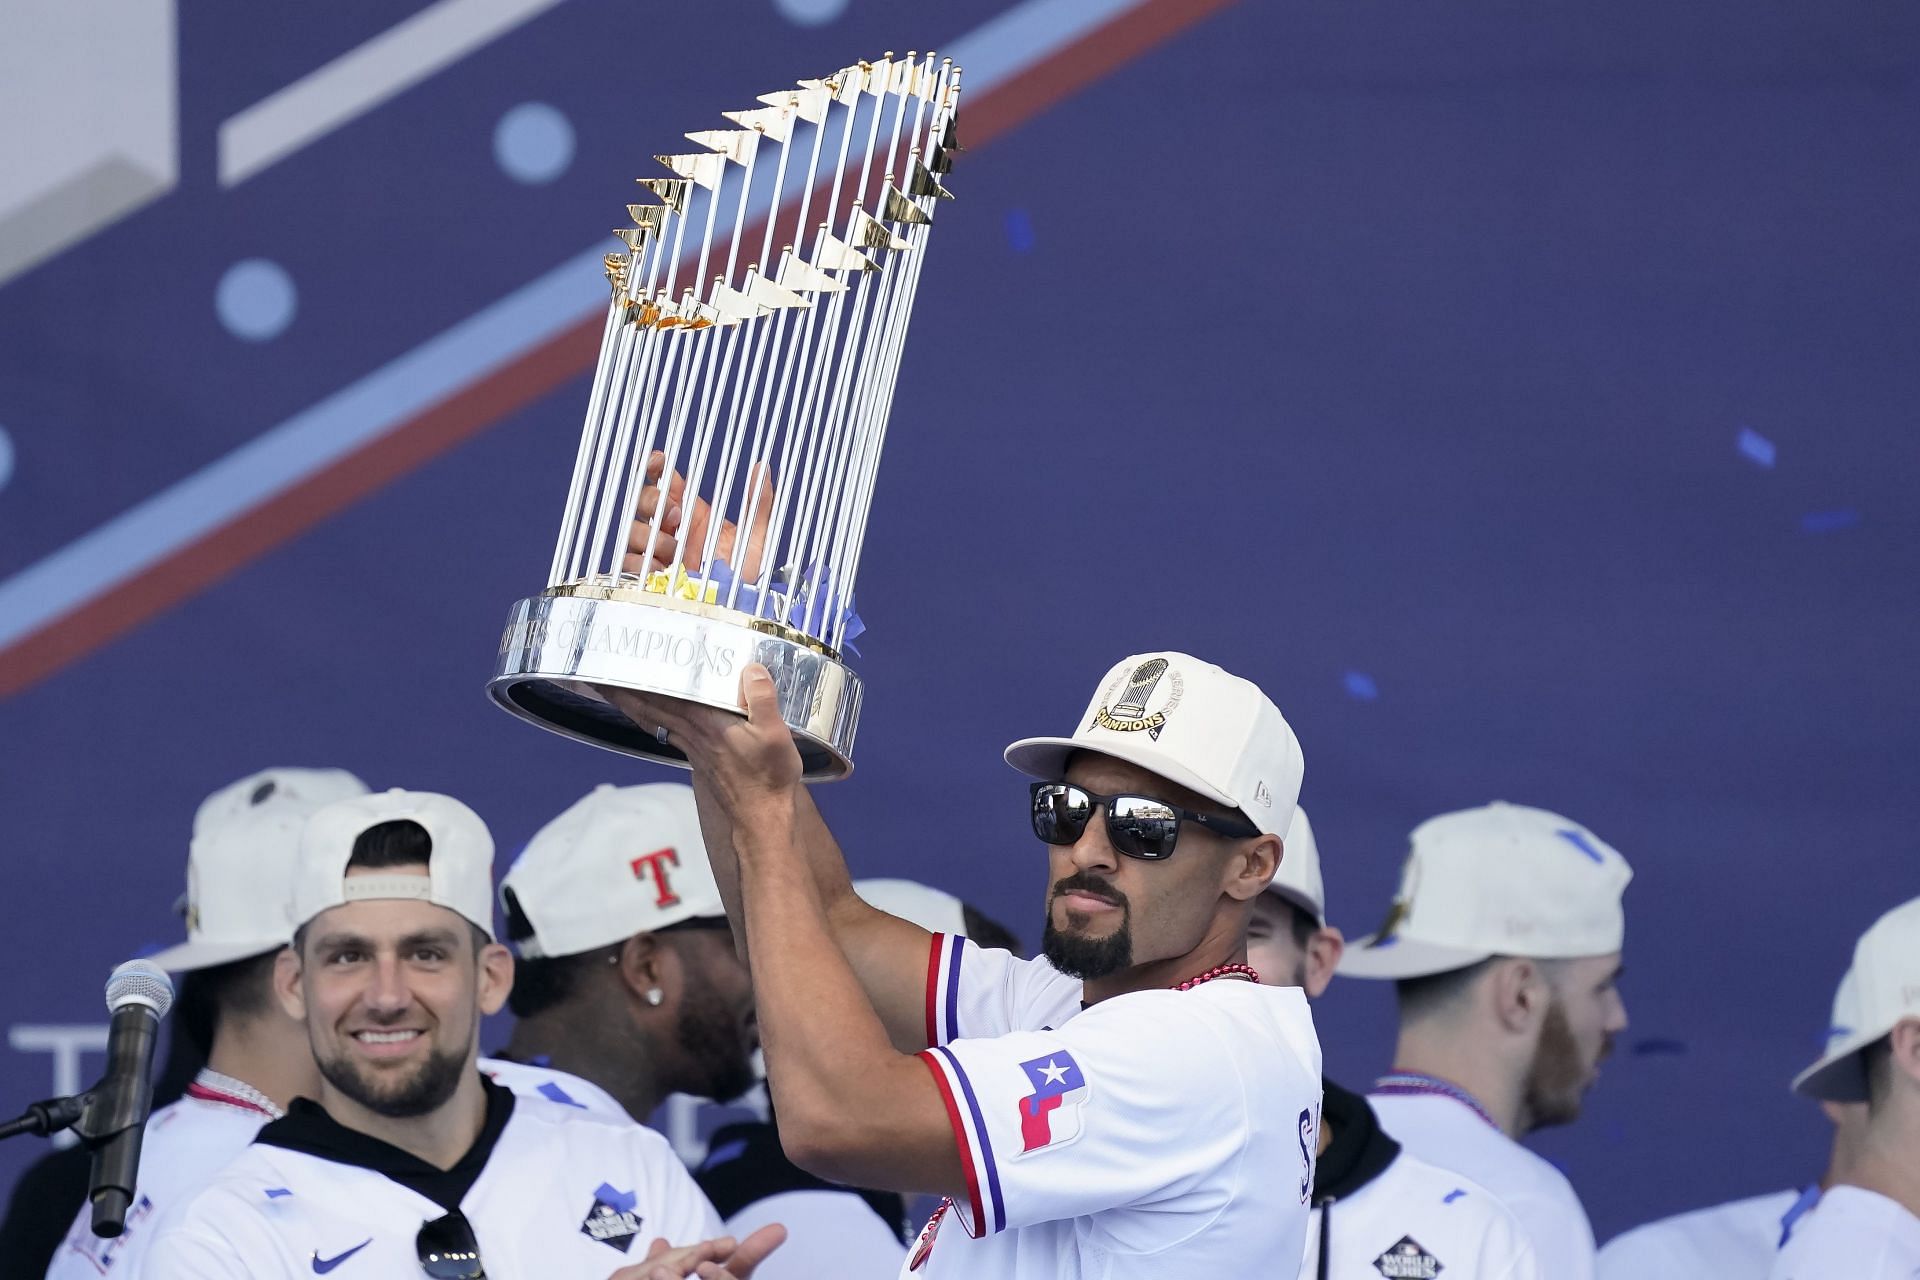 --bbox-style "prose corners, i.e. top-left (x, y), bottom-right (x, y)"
top-left (1250, 807), bottom-right (1540, 1280)
top-left (628, 651), bottom-right (1324, 1278)
top-left (143, 788), bottom-right (780, 1280)
top-left (1770, 895), bottom-right (1920, 1279)
top-left (491, 782), bottom-right (758, 1122)
top-left (1597, 967), bottom-right (1870, 1279)
top-left (45, 766), bottom-right (369, 1280)
top-left (1337, 802), bottom-right (1632, 1280)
